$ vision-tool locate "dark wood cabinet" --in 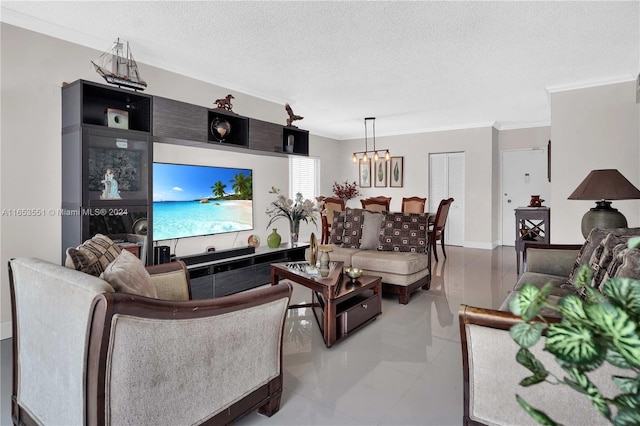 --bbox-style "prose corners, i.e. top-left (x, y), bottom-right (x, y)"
top-left (184, 245), bottom-right (306, 299)
top-left (61, 80), bottom-right (153, 264)
top-left (249, 118), bottom-right (283, 153)
top-left (515, 207), bottom-right (550, 274)
top-left (152, 96), bottom-right (207, 143)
